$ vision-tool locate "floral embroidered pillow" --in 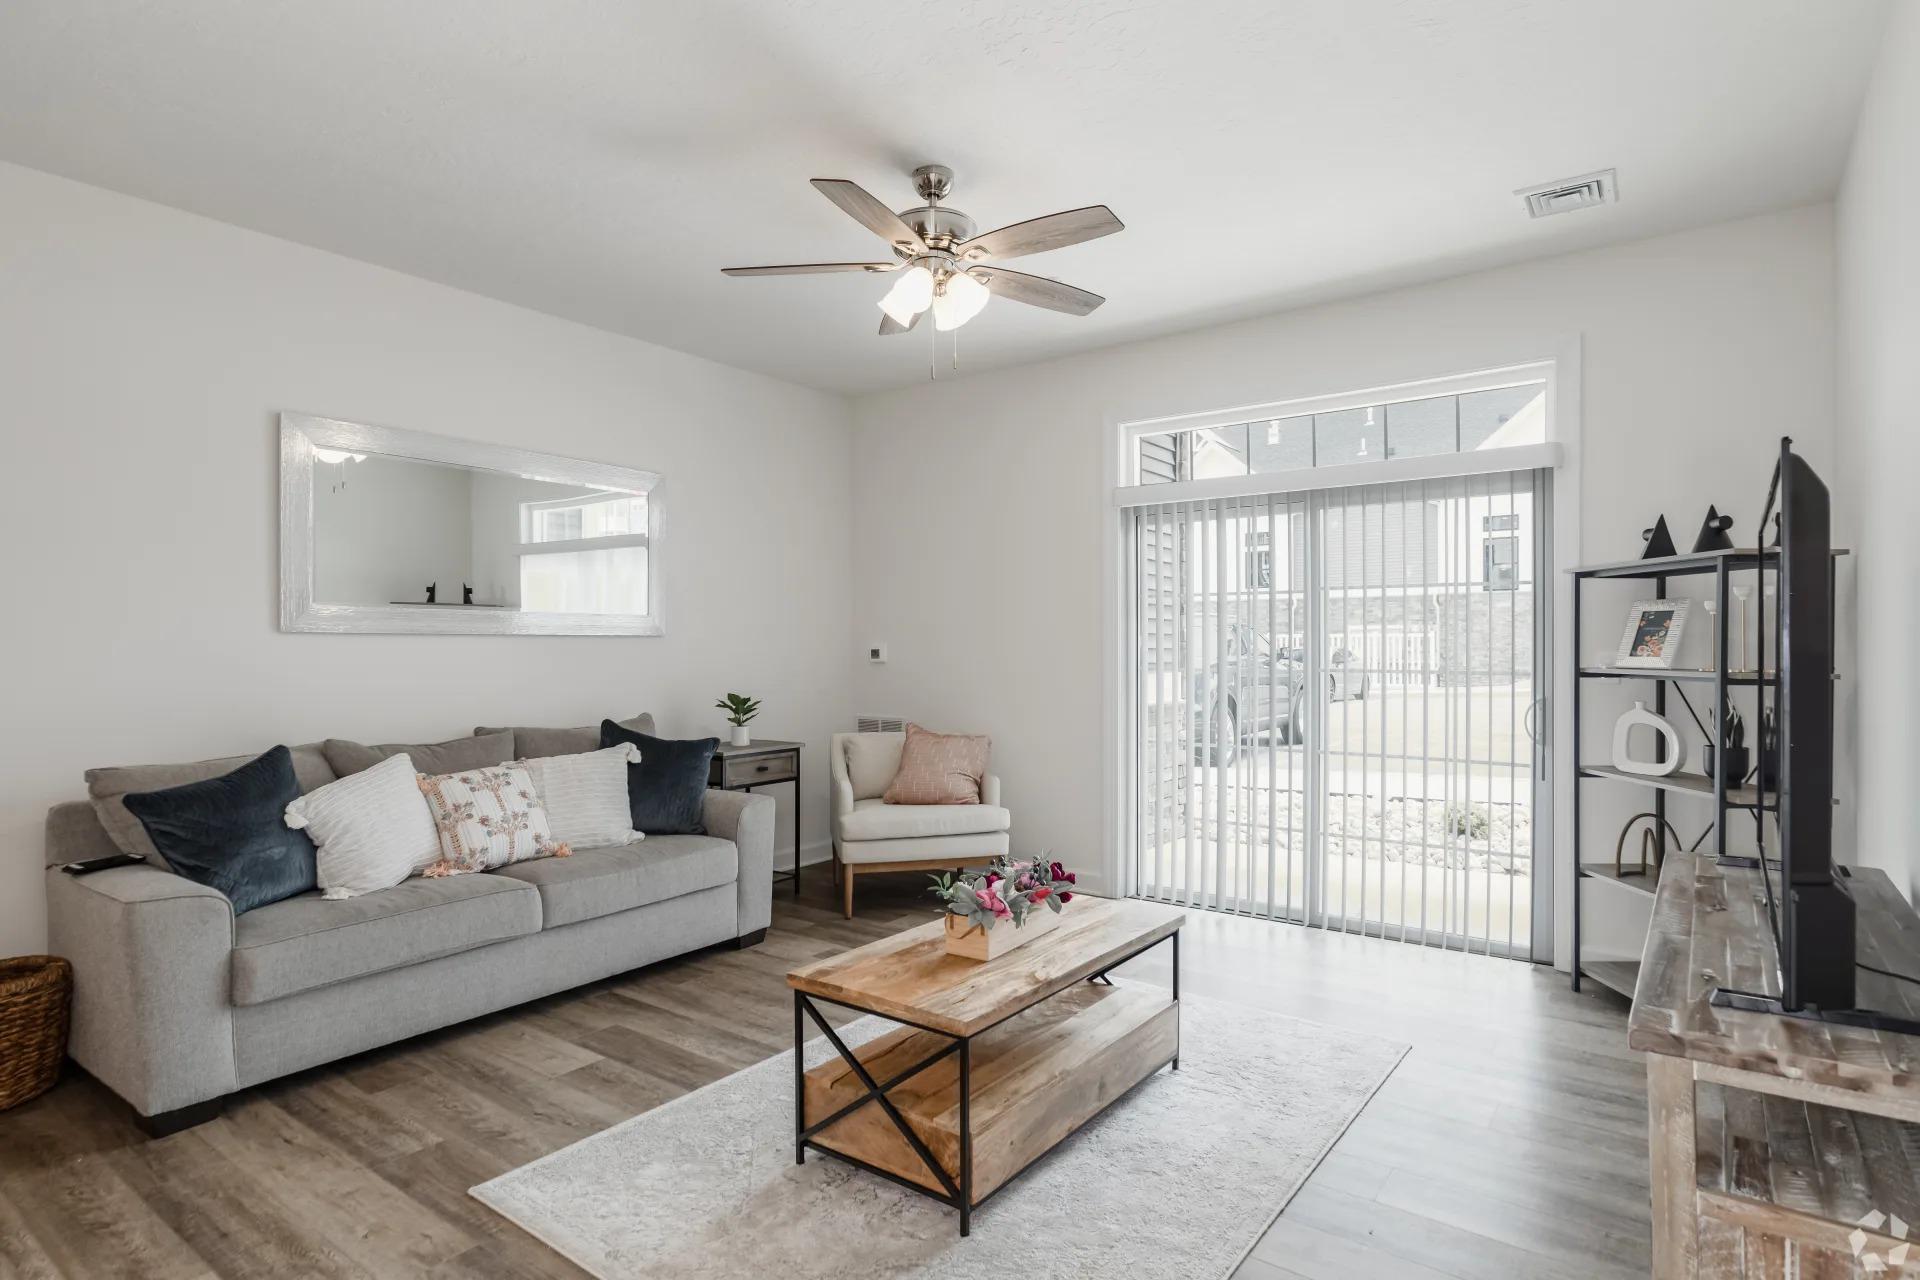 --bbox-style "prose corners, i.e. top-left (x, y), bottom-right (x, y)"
top-left (417, 763), bottom-right (569, 877)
